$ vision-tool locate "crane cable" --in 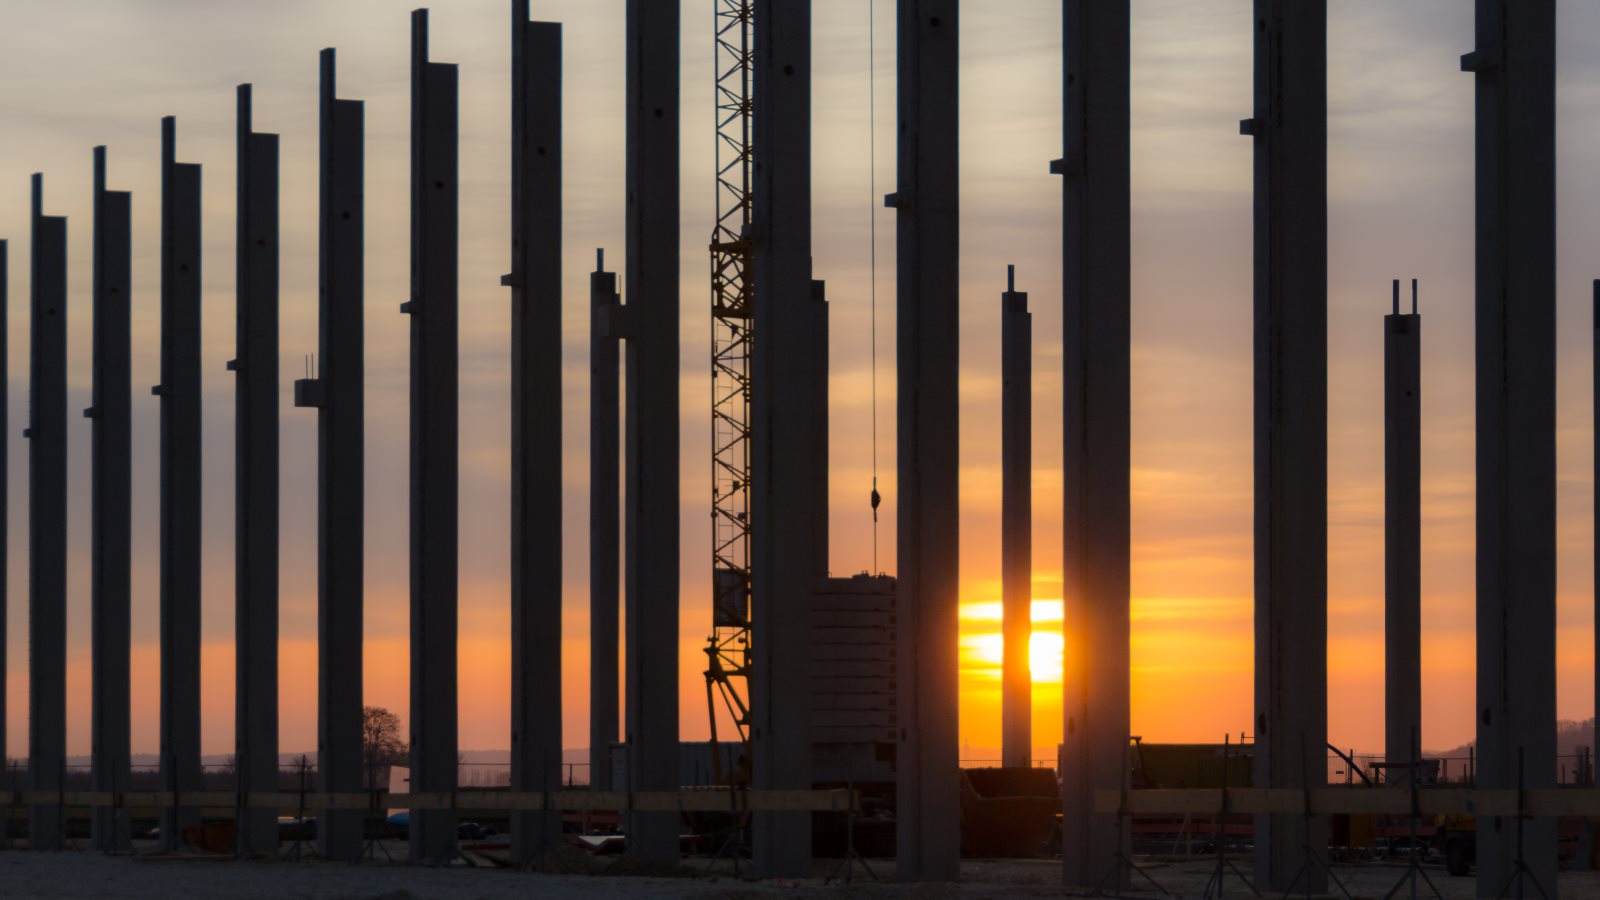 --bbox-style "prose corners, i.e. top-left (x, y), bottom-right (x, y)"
top-left (868, 0), bottom-right (881, 575)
